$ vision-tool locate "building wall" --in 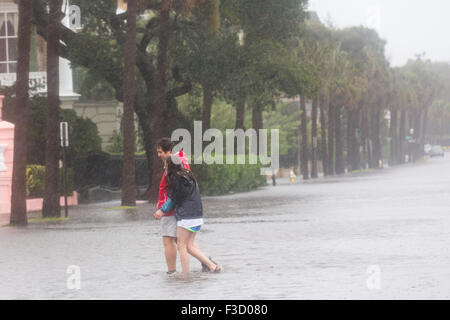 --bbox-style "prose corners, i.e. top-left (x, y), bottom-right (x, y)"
top-left (72, 100), bottom-right (124, 149)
